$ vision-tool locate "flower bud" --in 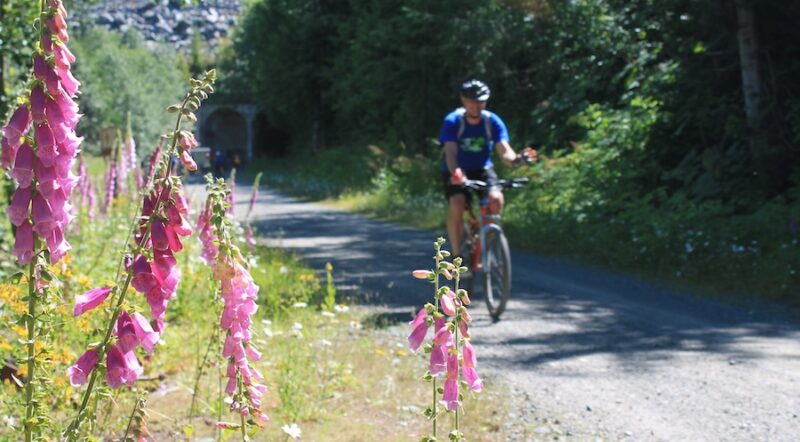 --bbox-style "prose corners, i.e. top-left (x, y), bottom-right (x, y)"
top-left (412, 270), bottom-right (433, 280)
